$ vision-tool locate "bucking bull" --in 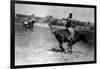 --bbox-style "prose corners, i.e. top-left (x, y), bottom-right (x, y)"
top-left (50, 25), bottom-right (88, 54)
